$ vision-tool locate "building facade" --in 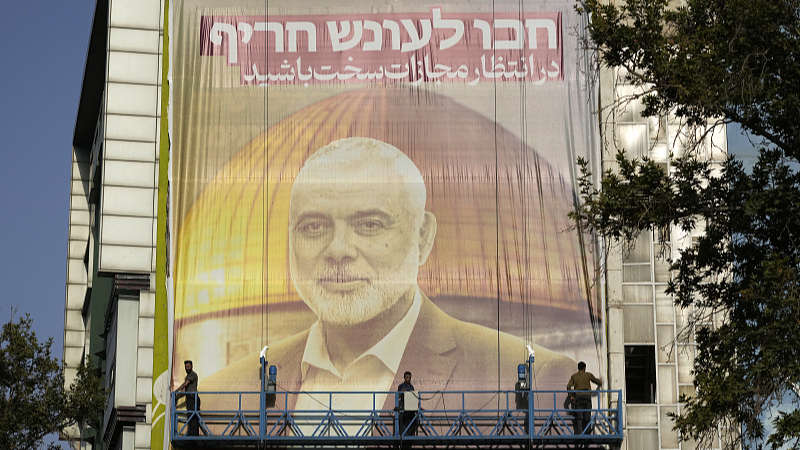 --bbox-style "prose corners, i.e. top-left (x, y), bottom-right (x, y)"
top-left (599, 69), bottom-right (727, 450)
top-left (64, 0), bottom-right (164, 448)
